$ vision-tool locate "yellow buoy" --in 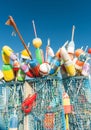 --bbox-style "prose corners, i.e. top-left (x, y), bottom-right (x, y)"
top-left (2, 64), bottom-right (15, 81)
top-left (2, 50), bottom-right (10, 64)
top-left (32, 38), bottom-right (42, 48)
